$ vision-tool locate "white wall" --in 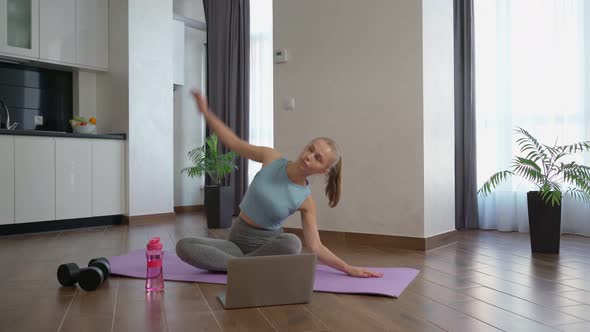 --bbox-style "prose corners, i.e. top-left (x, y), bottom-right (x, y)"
top-left (92, 0), bottom-right (129, 214)
top-left (274, 0), bottom-right (426, 237)
top-left (80, 0), bottom-right (129, 137)
top-left (97, 0), bottom-right (129, 137)
top-left (173, 22), bottom-right (207, 207)
top-left (173, 0), bottom-right (205, 22)
top-left (73, 70), bottom-right (96, 121)
top-left (127, 0), bottom-right (174, 216)
top-left (586, 3), bottom-right (590, 141)
top-left (76, 0), bottom-right (177, 216)
top-left (274, 0), bottom-right (455, 238)
top-left (422, 0), bottom-right (455, 237)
